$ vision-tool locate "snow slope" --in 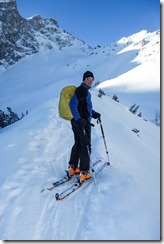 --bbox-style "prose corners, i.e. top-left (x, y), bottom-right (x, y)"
top-left (0, 30), bottom-right (160, 122)
top-left (0, 90), bottom-right (160, 240)
top-left (0, 29), bottom-right (160, 240)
